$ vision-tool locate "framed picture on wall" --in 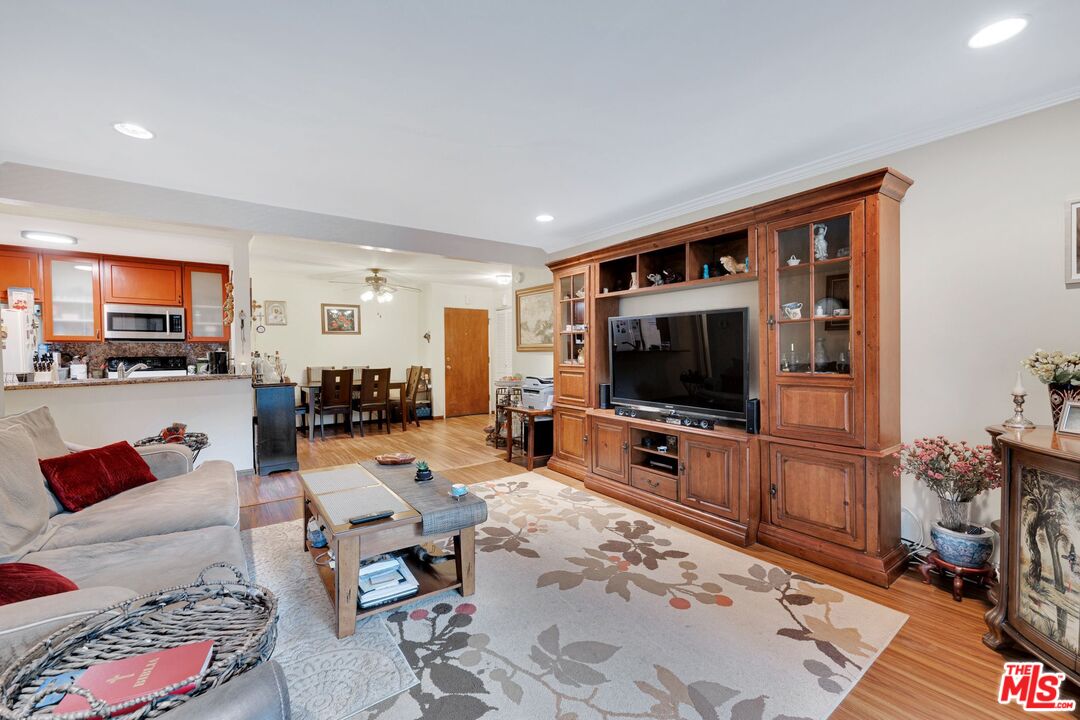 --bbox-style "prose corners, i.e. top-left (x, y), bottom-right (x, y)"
top-left (321, 303), bottom-right (360, 334)
top-left (515, 284), bottom-right (554, 351)
top-left (1067, 199), bottom-right (1080, 287)
top-left (264, 300), bottom-right (287, 326)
